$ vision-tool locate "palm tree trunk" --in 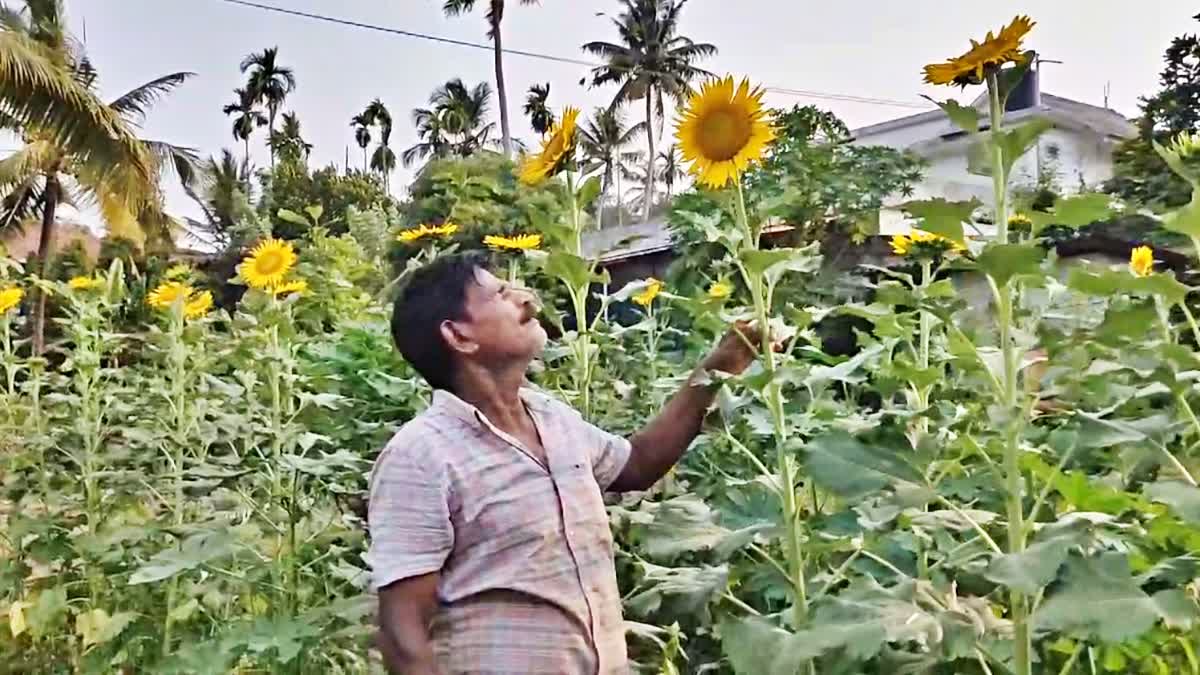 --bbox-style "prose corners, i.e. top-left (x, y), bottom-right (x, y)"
top-left (617, 169), bottom-right (624, 227)
top-left (491, 9), bottom-right (513, 158)
top-left (363, 147), bottom-right (369, 173)
top-left (244, 136), bottom-right (251, 174)
top-left (643, 91), bottom-right (656, 223)
top-left (596, 169), bottom-right (610, 229)
top-left (31, 174), bottom-right (60, 356)
top-left (268, 107), bottom-right (277, 171)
